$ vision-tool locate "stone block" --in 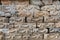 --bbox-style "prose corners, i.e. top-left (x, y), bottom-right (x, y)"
top-left (49, 27), bottom-right (60, 33)
top-left (53, 1), bottom-right (60, 5)
top-left (50, 10), bottom-right (60, 16)
top-left (30, 0), bottom-right (43, 6)
top-left (55, 22), bottom-right (60, 27)
top-left (42, 0), bottom-right (52, 5)
top-left (0, 17), bottom-right (8, 23)
top-left (44, 33), bottom-right (60, 40)
top-left (31, 33), bottom-right (43, 40)
top-left (34, 11), bottom-right (49, 17)
top-left (37, 23), bottom-right (55, 29)
top-left (9, 17), bottom-right (25, 24)
top-left (27, 17), bottom-right (43, 23)
top-left (41, 5), bottom-right (56, 11)
top-left (44, 16), bottom-right (60, 23)
top-left (0, 31), bottom-right (4, 40)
